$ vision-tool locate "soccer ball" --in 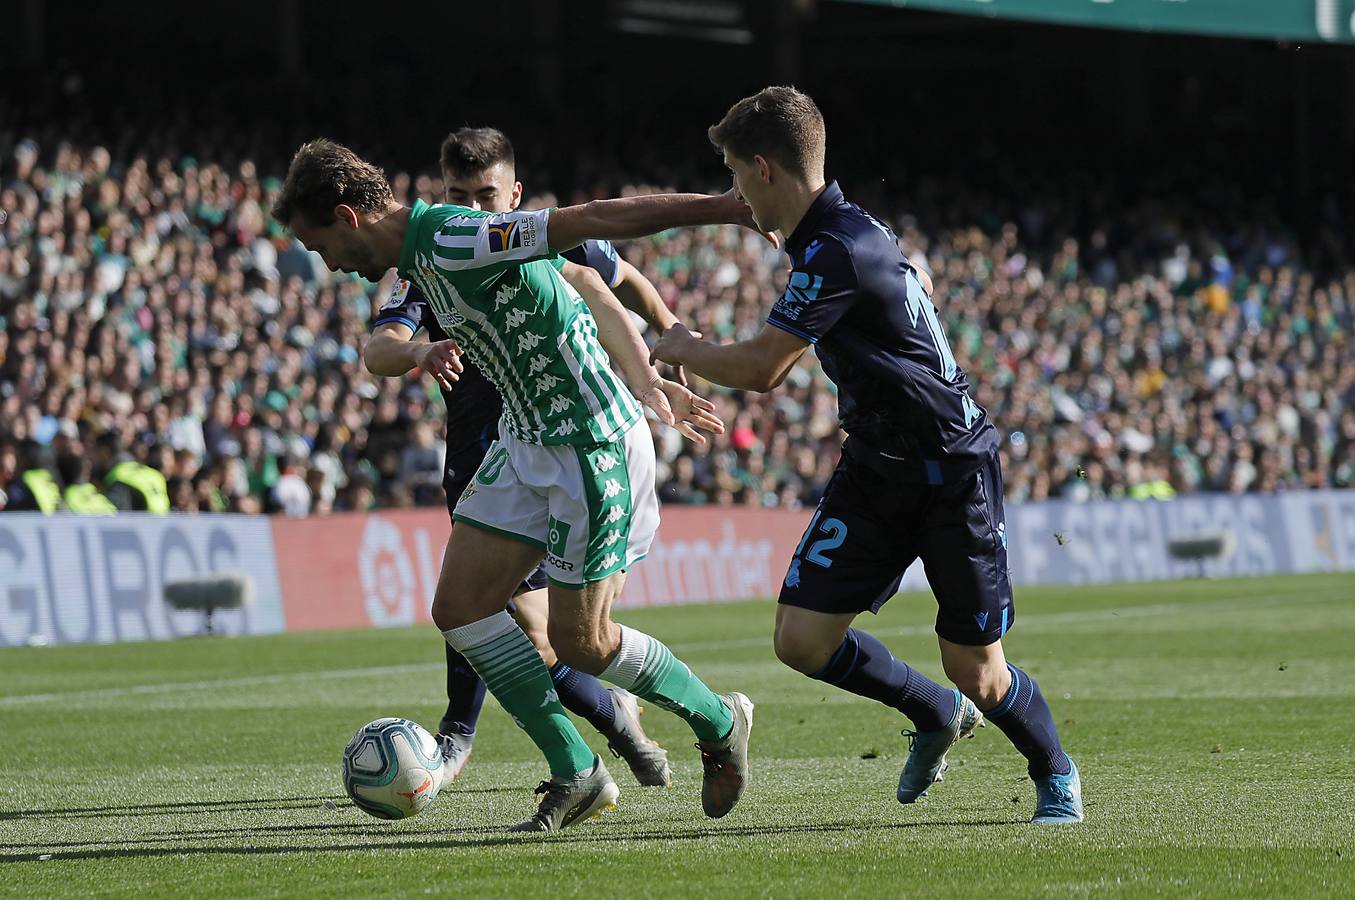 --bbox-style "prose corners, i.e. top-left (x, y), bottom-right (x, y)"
top-left (341, 717), bottom-right (445, 820)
